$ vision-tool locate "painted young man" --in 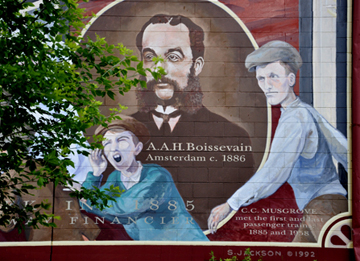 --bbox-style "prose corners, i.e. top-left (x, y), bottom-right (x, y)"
top-left (81, 115), bottom-right (208, 241)
top-left (208, 41), bottom-right (348, 242)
